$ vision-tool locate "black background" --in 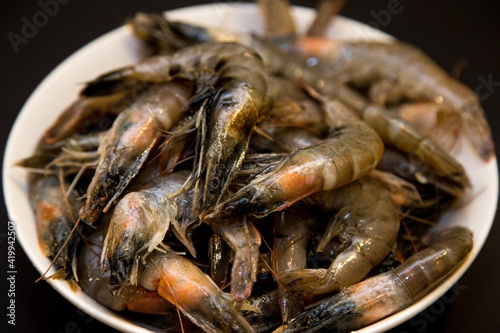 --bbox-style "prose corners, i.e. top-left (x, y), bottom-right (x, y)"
top-left (1, 0), bottom-right (499, 332)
